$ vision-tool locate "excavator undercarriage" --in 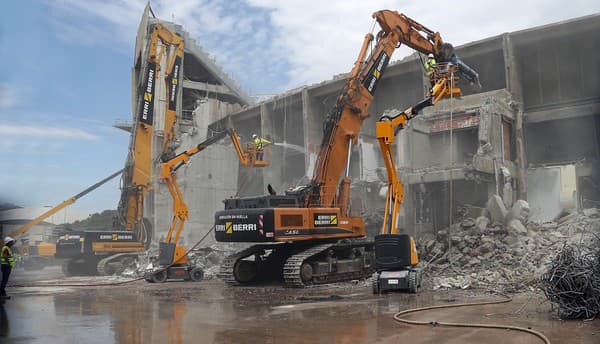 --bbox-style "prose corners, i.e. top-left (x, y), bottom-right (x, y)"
top-left (218, 241), bottom-right (375, 287)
